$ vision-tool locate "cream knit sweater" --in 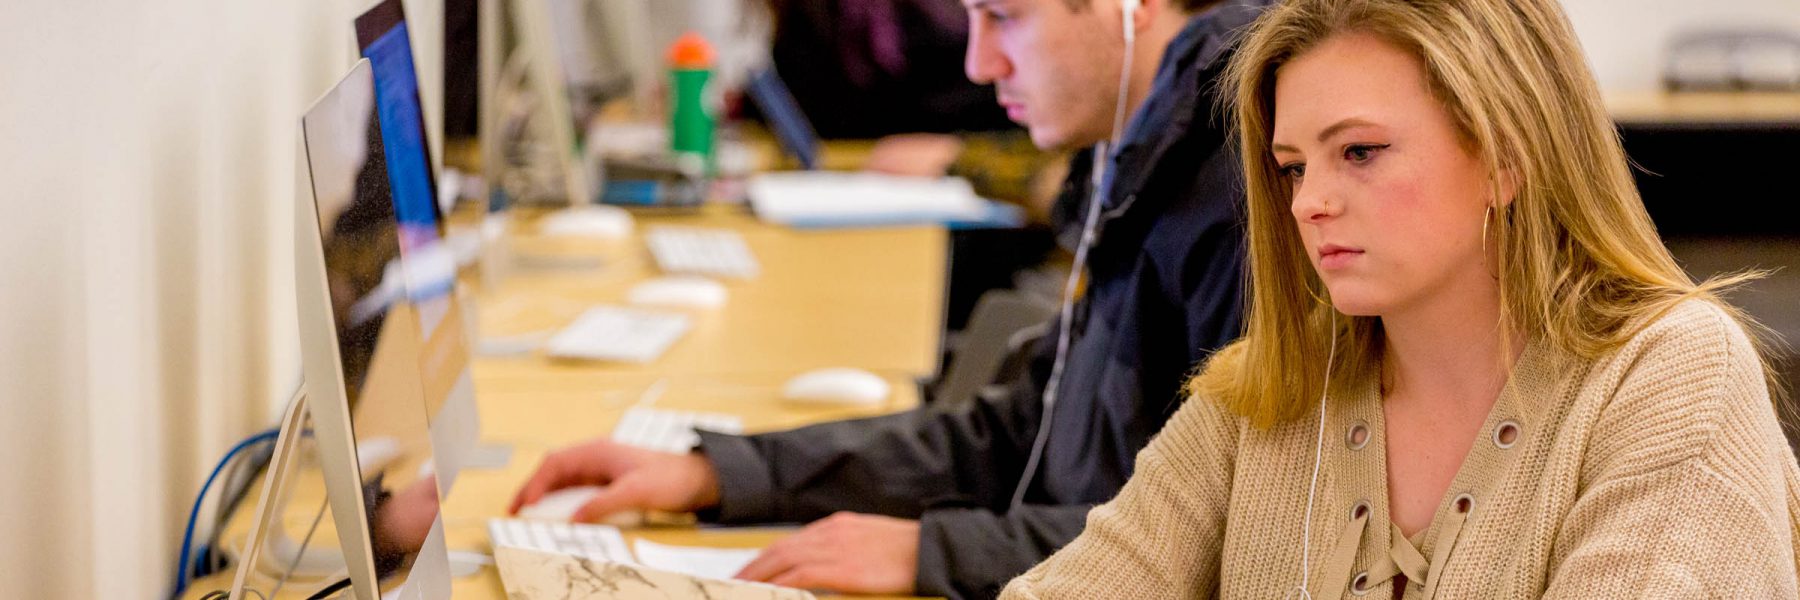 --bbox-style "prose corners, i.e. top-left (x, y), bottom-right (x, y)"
top-left (1002, 300), bottom-right (1800, 599)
